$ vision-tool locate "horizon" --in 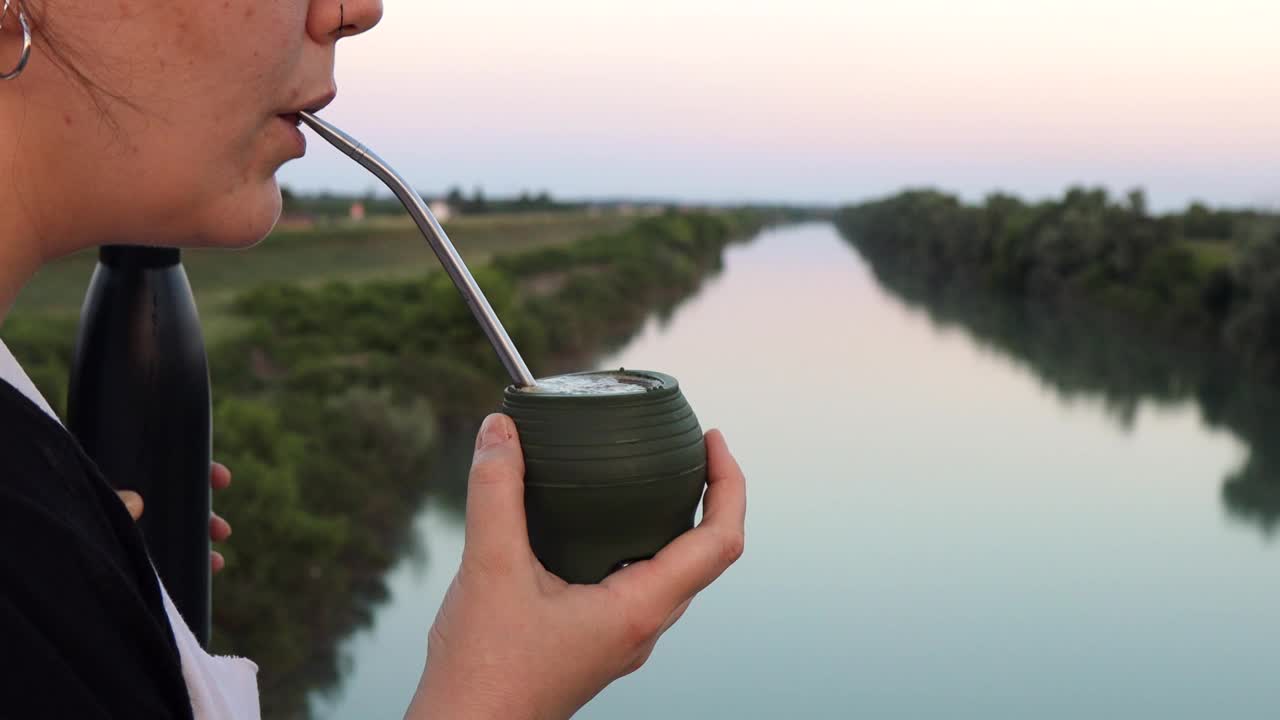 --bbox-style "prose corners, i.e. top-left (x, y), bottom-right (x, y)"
top-left (278, 0), bottom-right (1279, 212)
top-left (278, 185), bottom-right (1273, 214)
